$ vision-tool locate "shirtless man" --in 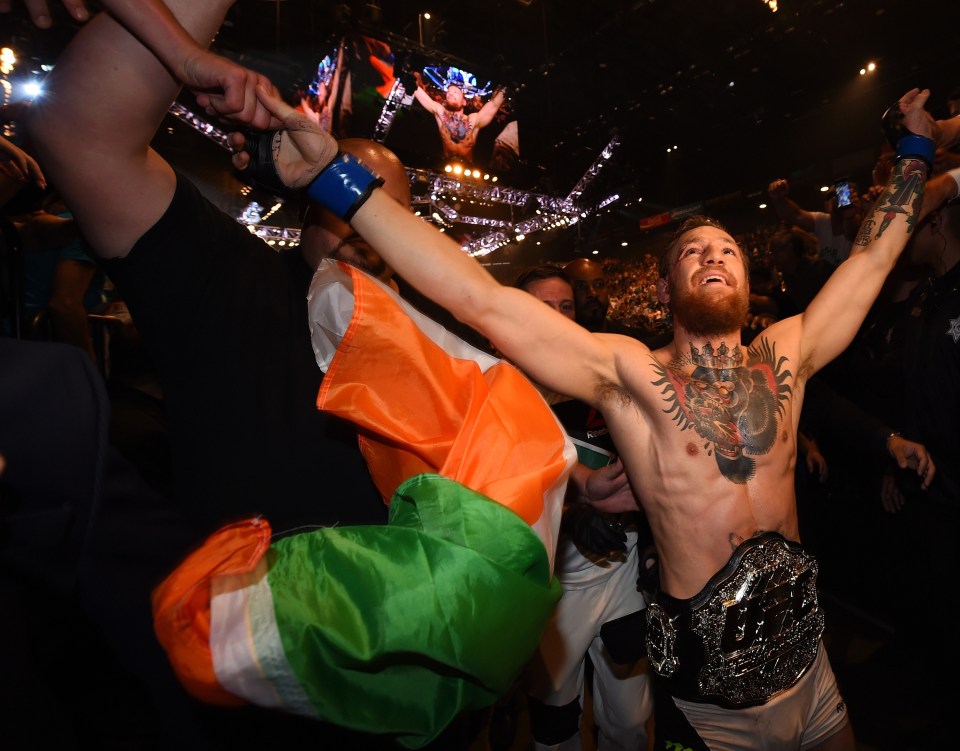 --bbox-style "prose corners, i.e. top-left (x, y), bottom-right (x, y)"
top-left (16, 1), bottom-right (939, 745)
top-left (221, 85), bottom-right (937, 747)
top-left (411, 71), bottom-right (506, 164)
